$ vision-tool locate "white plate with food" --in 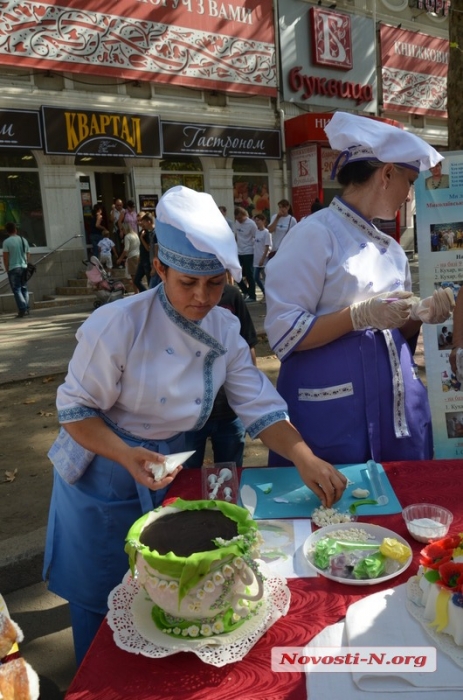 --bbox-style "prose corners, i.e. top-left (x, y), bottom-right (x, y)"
top-left (303, 522), bottom-right (412, 586)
